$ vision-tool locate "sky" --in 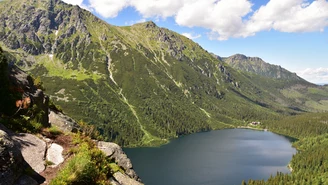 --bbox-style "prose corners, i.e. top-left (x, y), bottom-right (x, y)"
top-left (62, 0), bottom-right (328, 84)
